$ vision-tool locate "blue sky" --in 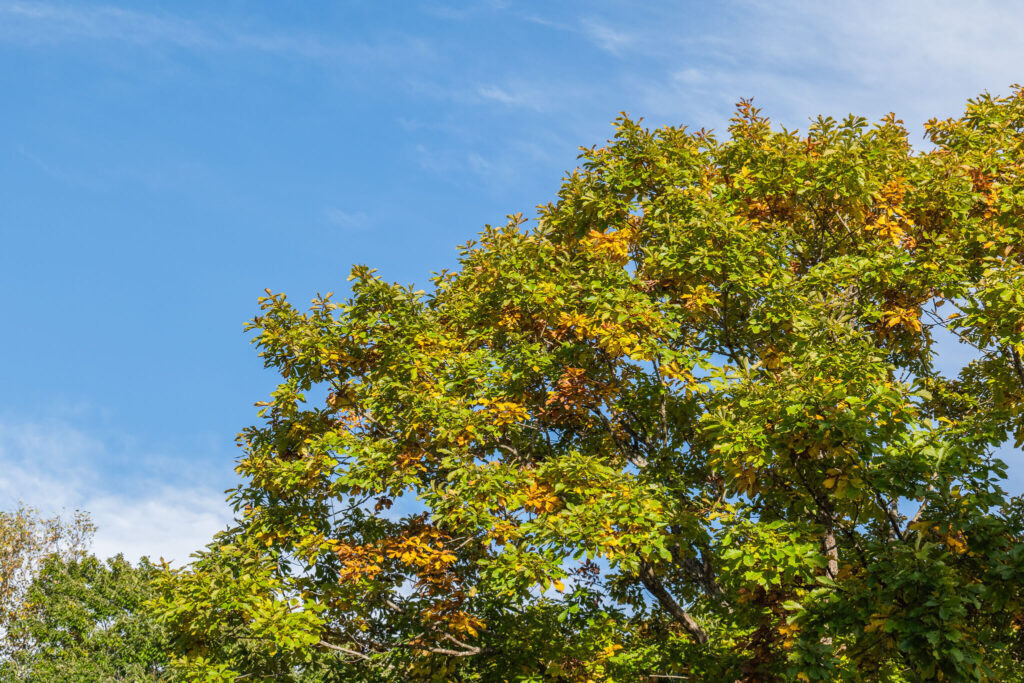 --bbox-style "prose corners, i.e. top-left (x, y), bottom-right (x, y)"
top-left (2, 0), bottom-right (1023, 562)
